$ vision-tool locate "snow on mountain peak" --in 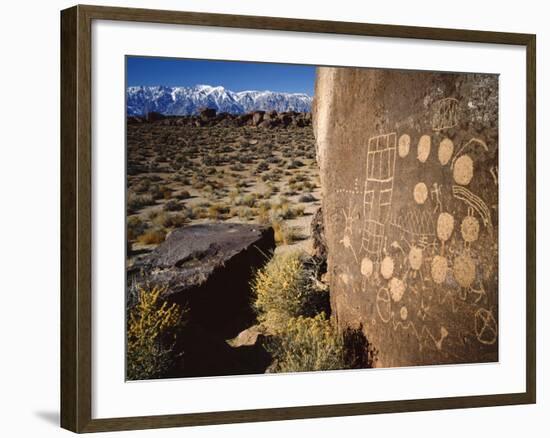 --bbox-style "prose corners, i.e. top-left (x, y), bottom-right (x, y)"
top-left (127, 84), bottom-right (312, 116)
